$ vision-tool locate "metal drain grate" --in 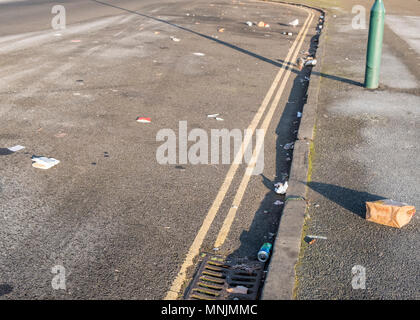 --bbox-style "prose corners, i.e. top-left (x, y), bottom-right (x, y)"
top-left (185, 255), bottom-right (265, 300)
